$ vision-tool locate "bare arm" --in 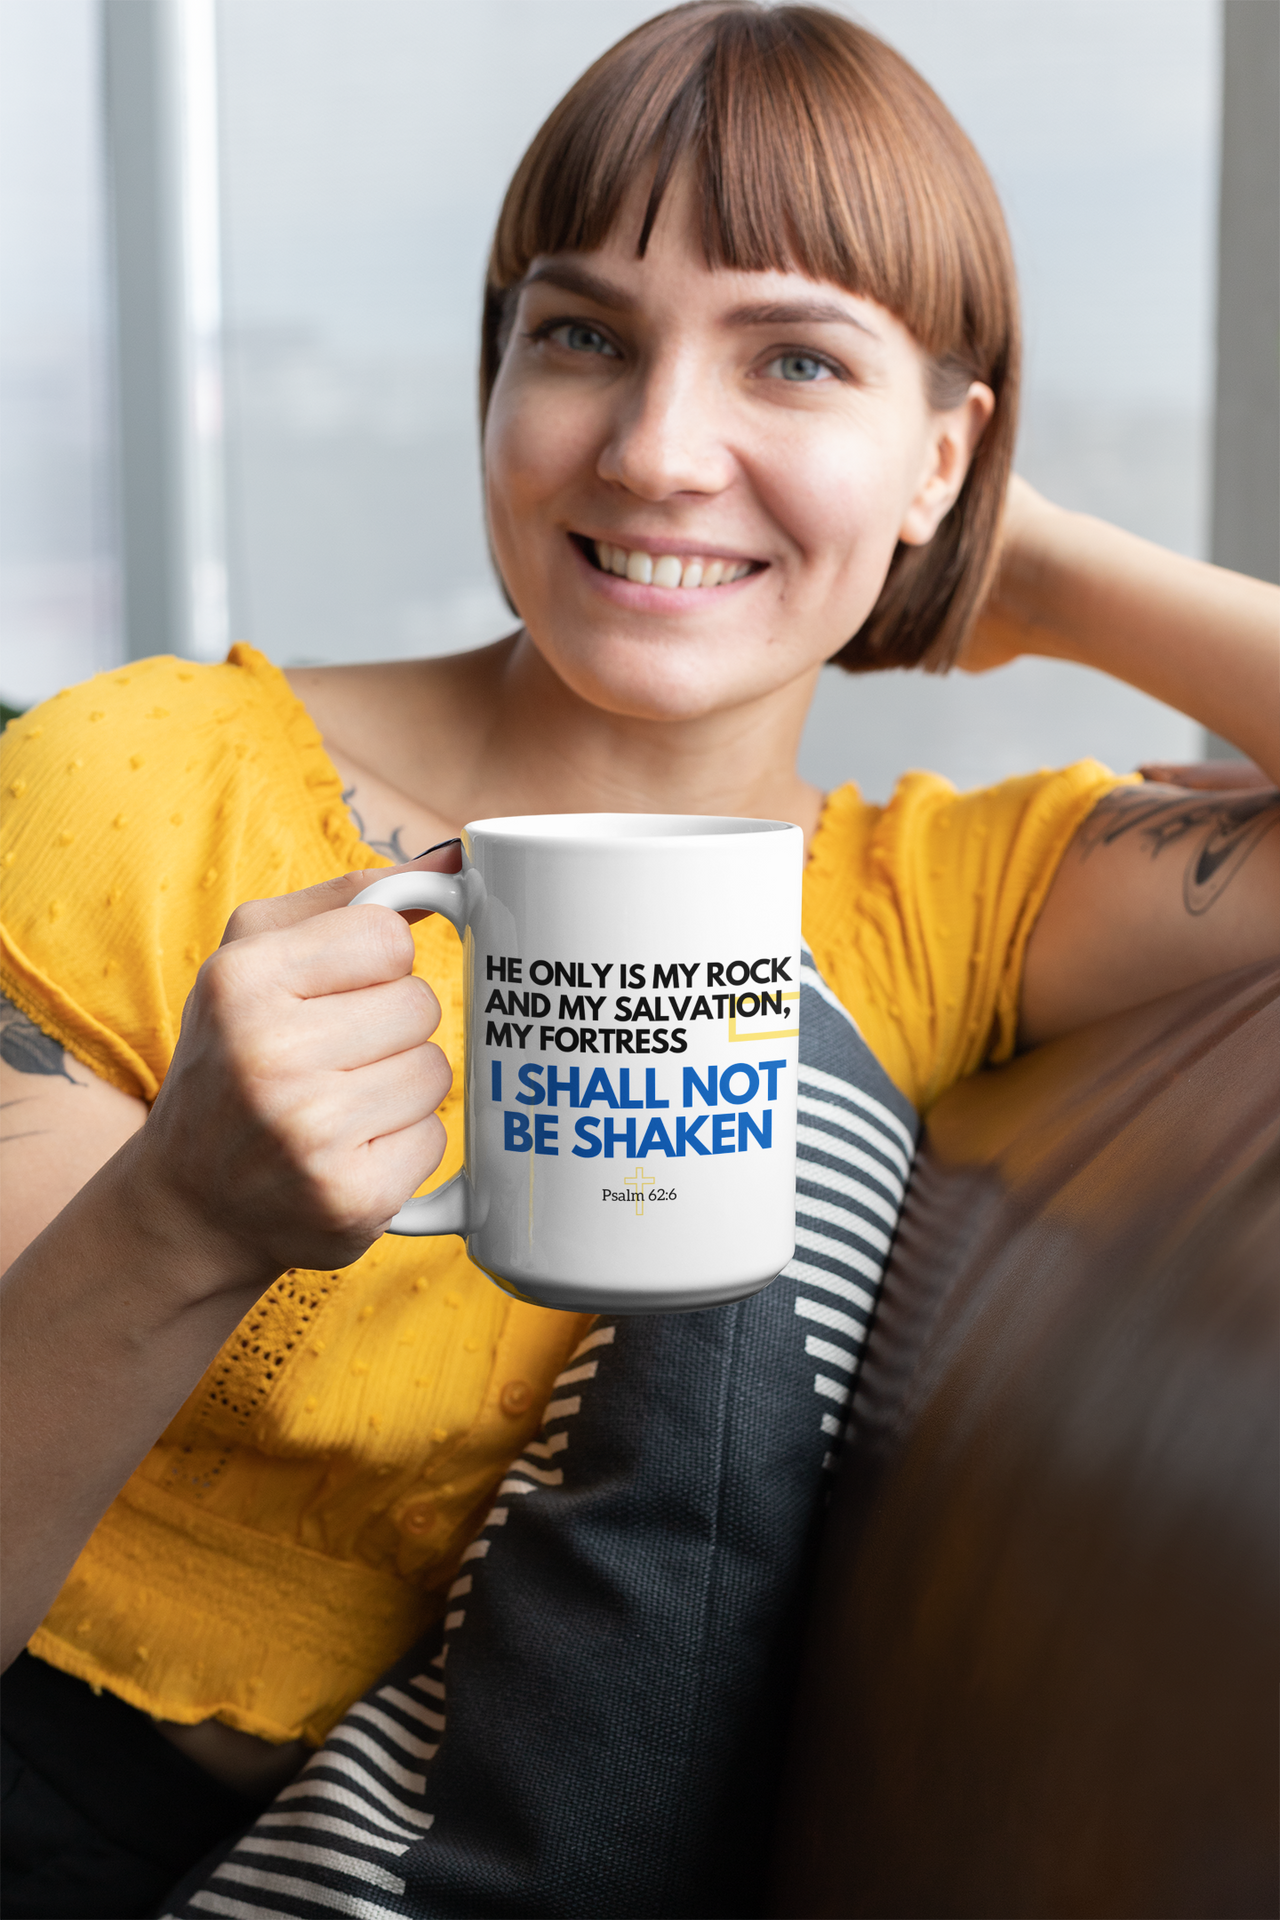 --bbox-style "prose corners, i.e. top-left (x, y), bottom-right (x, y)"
top-left (1020, 782), bottom-right (1280, 1044)
top-left (0, 854), bottom-right (455, 1670)
top-left (965, 478), bottom-right (1280, 784)
top-left (0, 1002), bottom-right (147, 1267)
top-left (965, 482), bottom-right (1280, 1043)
